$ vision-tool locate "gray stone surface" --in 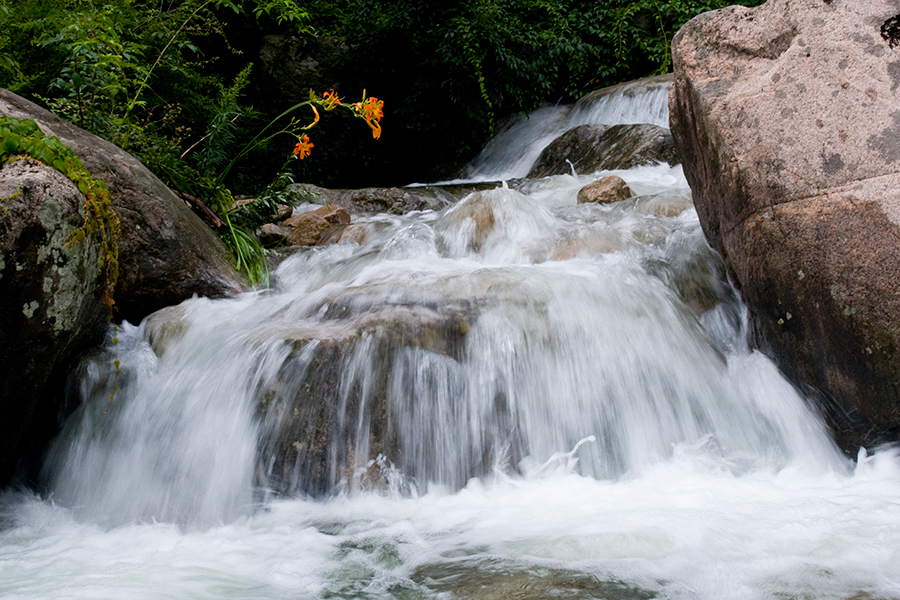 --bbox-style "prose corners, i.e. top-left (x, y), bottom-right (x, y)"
top-left (527, 123), bottom-right (678, 178)
top-left (670, 0), bottom-right (900, 450)
top-left (288, 183), bottom-right (440, 215)
top-left (0, 159), bottom-right (108, 483)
